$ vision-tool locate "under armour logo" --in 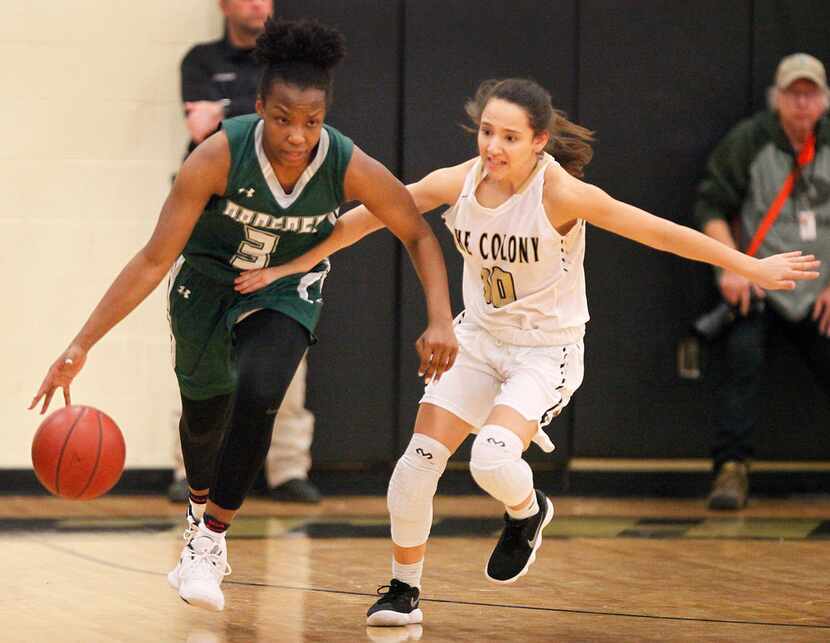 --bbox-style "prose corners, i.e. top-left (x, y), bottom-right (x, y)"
top-left (238, 187), bottom-right (255, 198)
top-left (177, 286), bottom-right (191, 299)
top-left (487, 437), bottom-right (506, 447)
top-left (415, 448), bottom-right (433, 459)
